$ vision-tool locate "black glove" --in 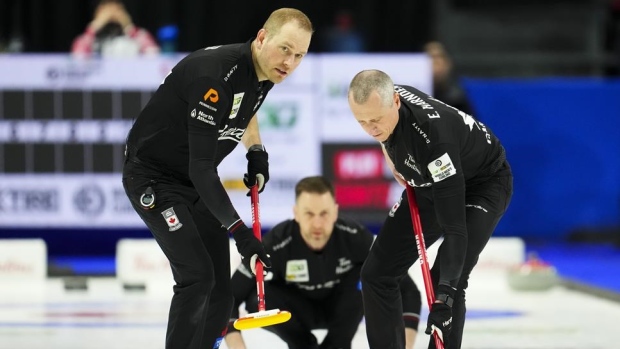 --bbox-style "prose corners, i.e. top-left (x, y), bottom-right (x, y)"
top-left (232, 225), bottom-right (271, 275)
top-left (425, 303), bottom-right (452, 342)
top-left (243, 145), bottom-right (269, 194)
top-left (425, 285), bottom-right (455, 343)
